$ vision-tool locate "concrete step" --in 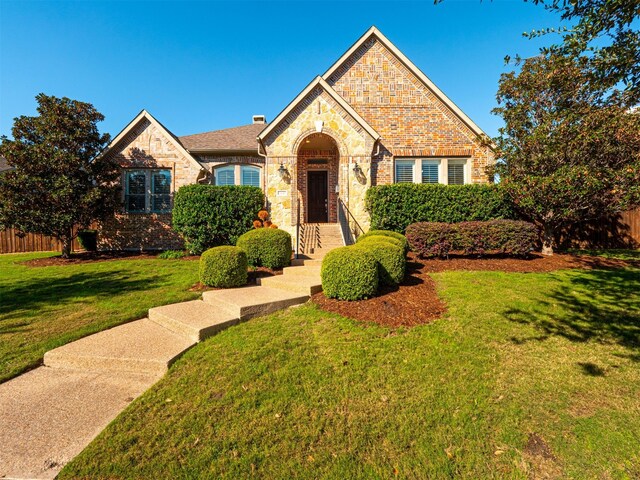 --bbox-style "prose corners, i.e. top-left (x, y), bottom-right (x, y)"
top-left (202, 285), bottom-right (309, 320)
top-left (282, 265), bottom-right (321, 277)
top-left (291, 258), bottom-right (323, 267)
top-left (44, 319), bottom-right (195, 376)
top-left (149, 300), bottom-right (239, 342)
top-left (257, 275), bottom-right (322, 295)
